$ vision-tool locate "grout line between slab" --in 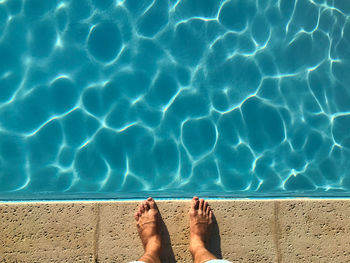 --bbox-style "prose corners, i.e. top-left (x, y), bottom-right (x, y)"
top-left (93, 203), bottom-right (101, 263)
top-left (273, 201), bottom-right (282, 263)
